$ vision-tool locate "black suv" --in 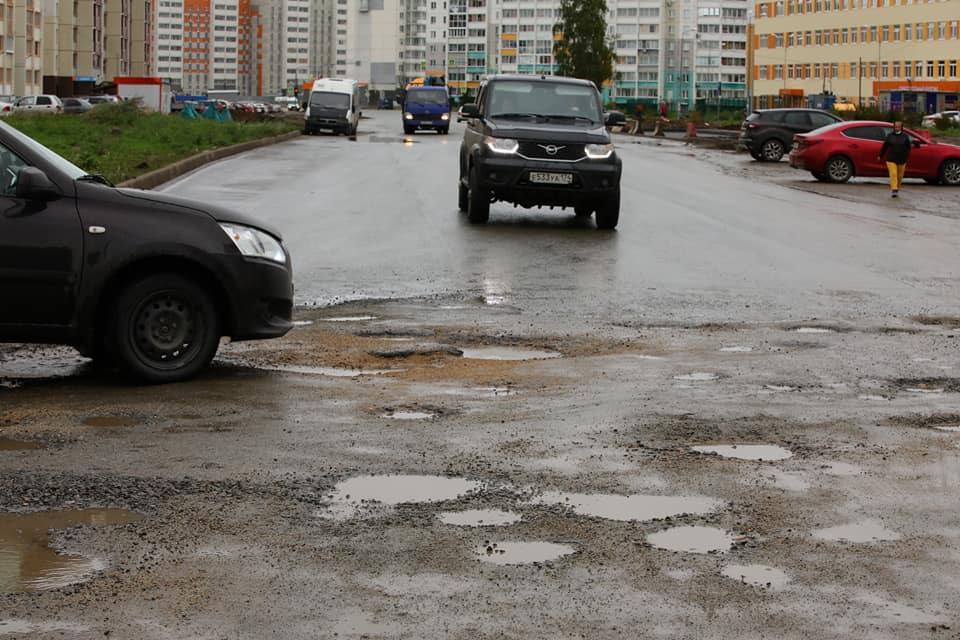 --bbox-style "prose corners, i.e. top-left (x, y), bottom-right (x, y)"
top-left (0, 121), bottom-right (294, 383)
top-left (458, 75), bottom-right (623, 229)
top-left (739, 108), bottom-right (841, 162)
